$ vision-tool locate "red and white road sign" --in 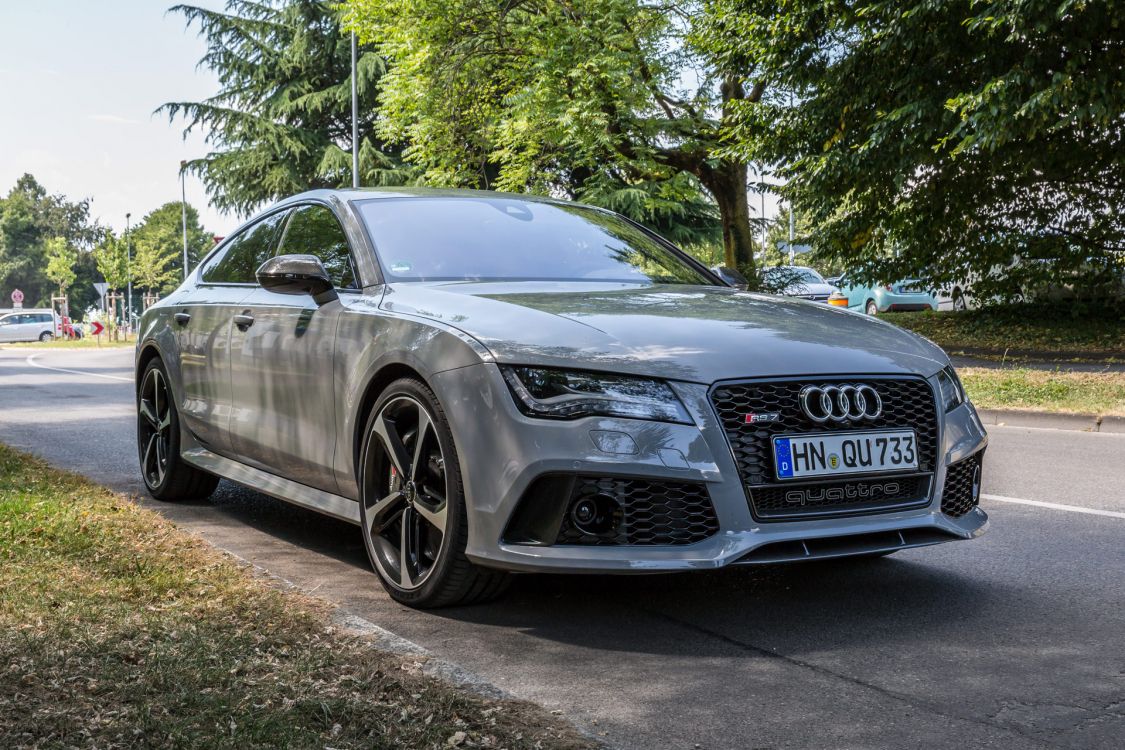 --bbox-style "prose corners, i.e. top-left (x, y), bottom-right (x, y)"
top-left (90, 321), bottom-right (105, 336)
top-left (10, 288), bottom-right (23, 307)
